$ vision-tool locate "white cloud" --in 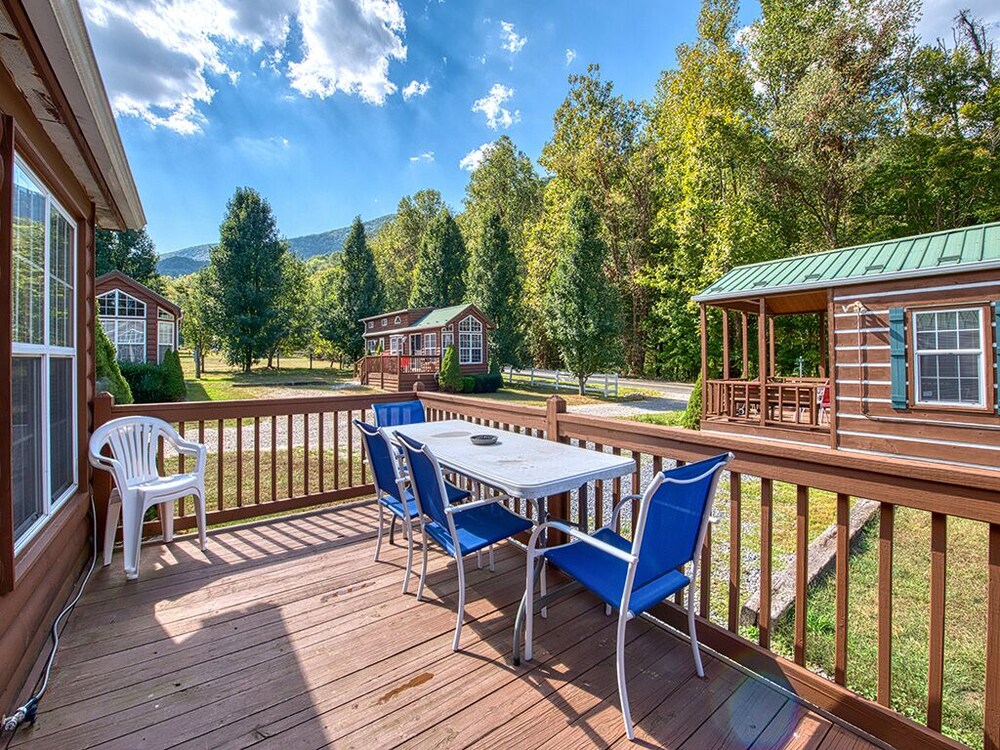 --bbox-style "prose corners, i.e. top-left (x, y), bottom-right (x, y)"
top-left (81, 0), bottom-right (407, 134)
top-left (472, 83), bottom-right (519, 130)
top-left (500, 21), bottom-right (527, 54)
top-left (409, 151), bottom-right (434, 163)
top-left (235, 135), bottom-right (291, 162)
top-left (916, 0), bottom-right (1000, 44)
top-left (459, 142), bottom-right (495, 171)
top-left (402, 79), bottom-right (431, 100)
top-left (565, 48), bottom-right (576, 65)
